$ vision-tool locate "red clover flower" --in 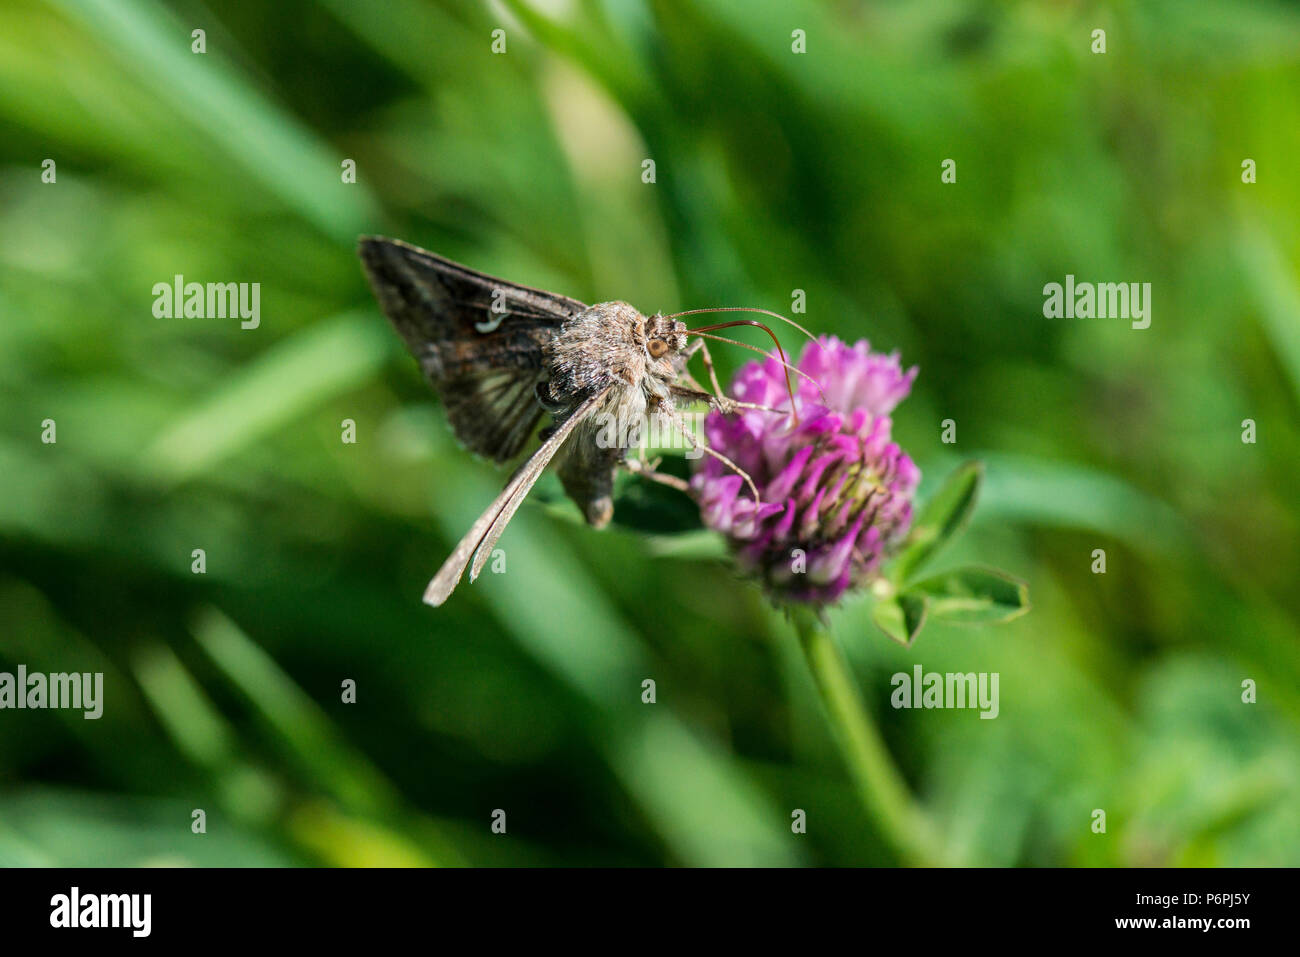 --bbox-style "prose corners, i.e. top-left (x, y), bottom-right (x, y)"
top-left (691, 337), bottom-right (920, 606)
